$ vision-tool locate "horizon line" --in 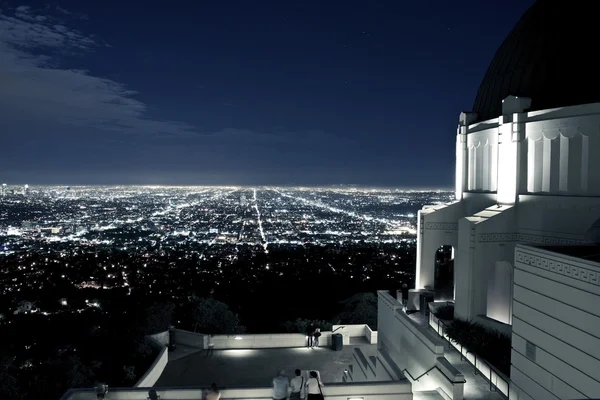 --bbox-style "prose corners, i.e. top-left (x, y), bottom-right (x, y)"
top-left (3, 183), bottom-right (454, 191)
